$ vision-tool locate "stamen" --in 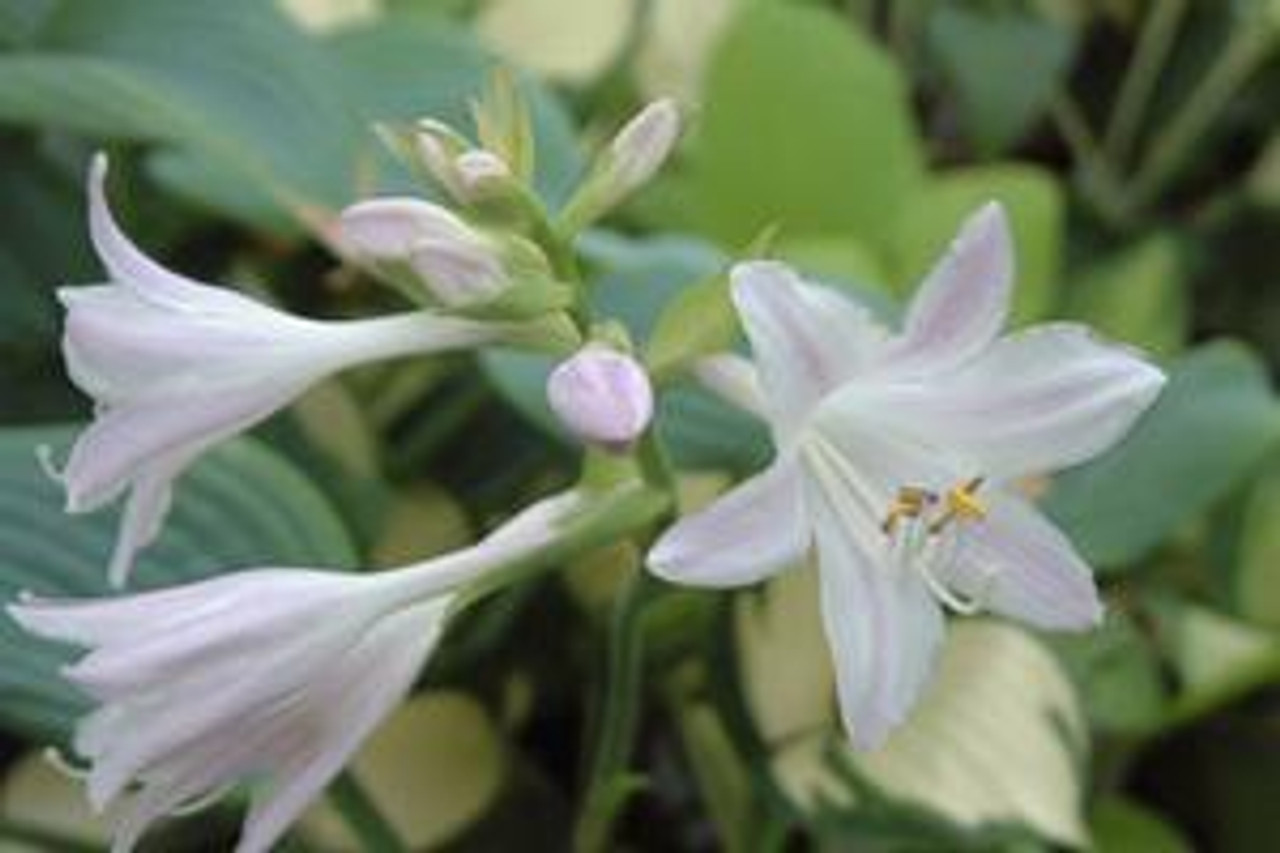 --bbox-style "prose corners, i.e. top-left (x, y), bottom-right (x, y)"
top-left (880, 485), bottom-right (936, 535)
top-left (927, 476), bottom-right (987, 535)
